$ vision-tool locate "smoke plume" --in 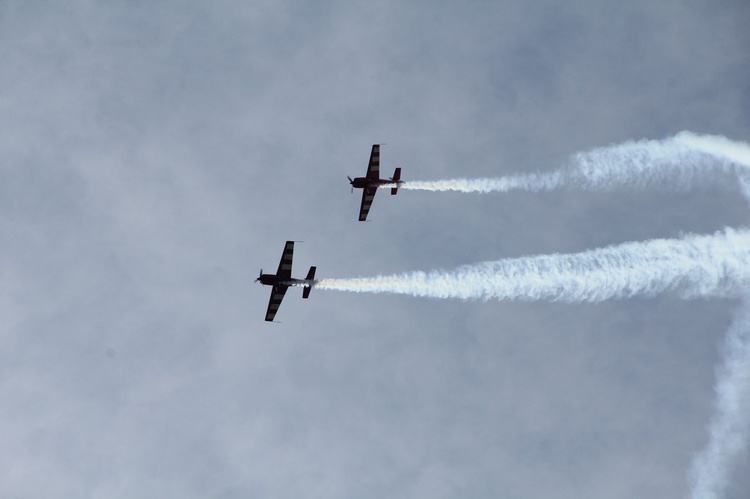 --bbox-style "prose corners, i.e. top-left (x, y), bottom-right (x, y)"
top-left (396, 132), bottom-right (749, 195)
top-left (363, 132), bottom-right (750, 497)
top-left (316, 229), bottom-right (750, 302)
